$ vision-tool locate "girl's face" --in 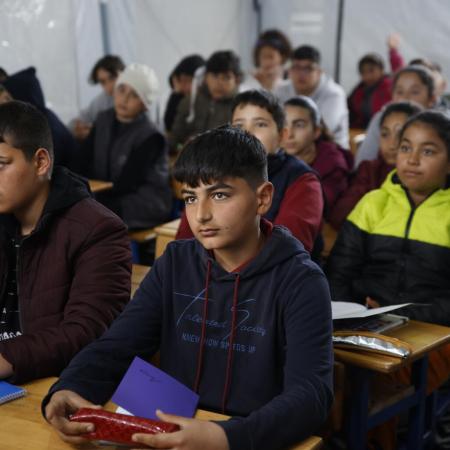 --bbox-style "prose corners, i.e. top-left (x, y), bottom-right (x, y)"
top-left (397, 122), bottom-right (450, 201)
top-left (379, 112), bottom-right (409, 166)
top-left (283, 105), bottom-right (320, 159)
top-left (257, 46), bottom-right (283, 72)
top-left (392, 72), bottom-right (435, 108)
